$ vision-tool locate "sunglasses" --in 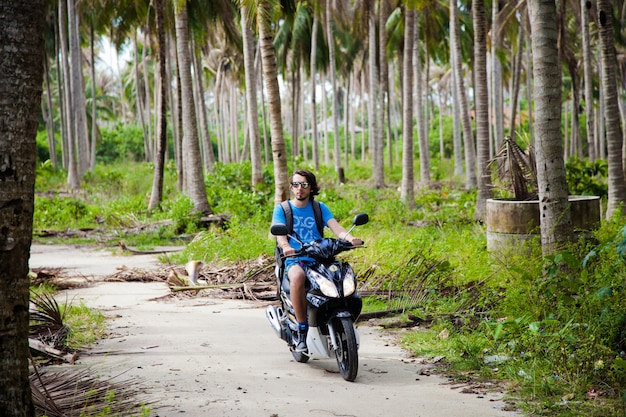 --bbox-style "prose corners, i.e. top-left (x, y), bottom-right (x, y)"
top-left (290, 182), bottom-right (310, 189)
